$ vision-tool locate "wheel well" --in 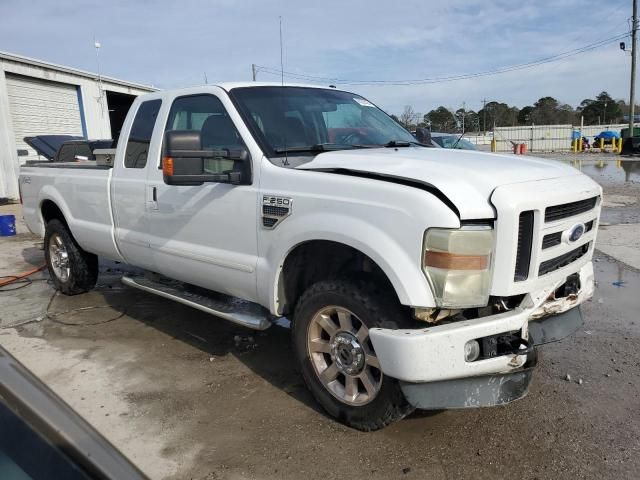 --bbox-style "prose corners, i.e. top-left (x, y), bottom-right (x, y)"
top-left (279, 240), bottom-right (397, 315)
top-left (41, 200), bottom-right (67, 227)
